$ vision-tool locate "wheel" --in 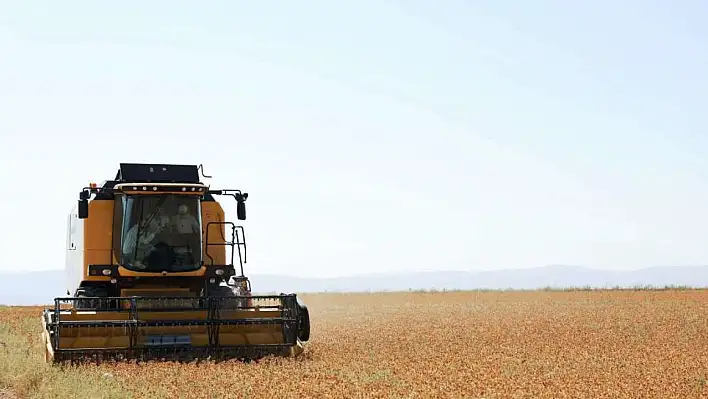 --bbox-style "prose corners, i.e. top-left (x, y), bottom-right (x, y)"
top-left (297, 301), bottom-right (310, 342)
